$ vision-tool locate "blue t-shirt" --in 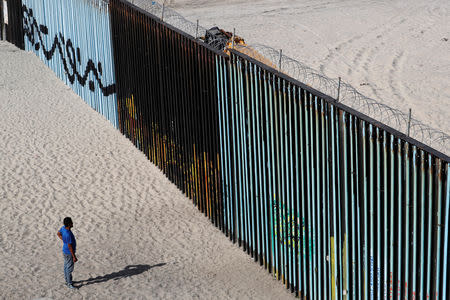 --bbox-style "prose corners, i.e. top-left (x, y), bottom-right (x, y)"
top-left (59, 226), bottom-right (76, 255)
